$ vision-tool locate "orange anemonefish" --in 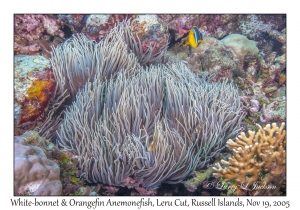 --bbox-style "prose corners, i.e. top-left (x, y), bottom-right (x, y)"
top-left (184, 26), bottom-right (204, 48)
